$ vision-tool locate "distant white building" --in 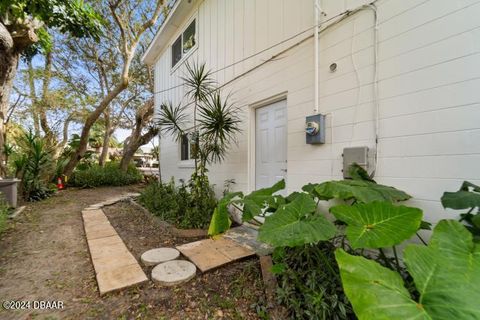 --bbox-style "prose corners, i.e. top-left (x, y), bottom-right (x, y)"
top-left (142, 0), bottom-right (480, 225)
